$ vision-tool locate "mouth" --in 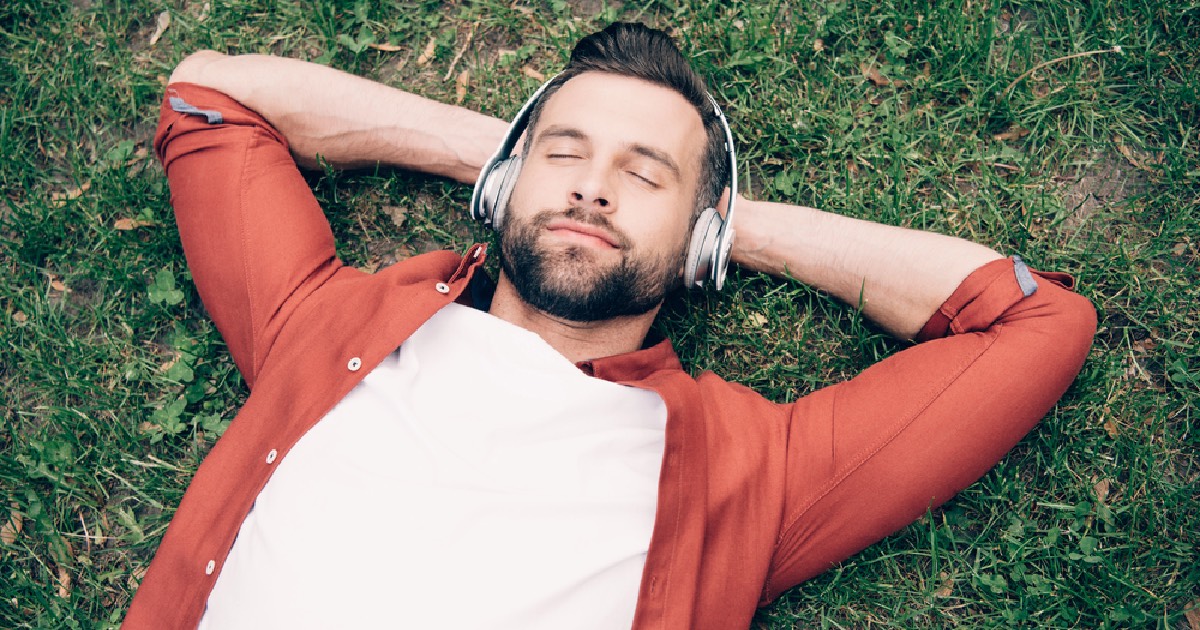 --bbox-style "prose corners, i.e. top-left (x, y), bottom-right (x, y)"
top-left (544, 218), bottom-right (621, 249)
